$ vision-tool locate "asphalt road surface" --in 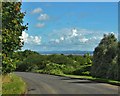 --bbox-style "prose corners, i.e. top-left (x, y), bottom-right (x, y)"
top-left (15, 72), bottom-right (119, 95)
